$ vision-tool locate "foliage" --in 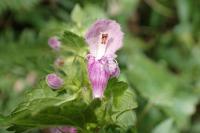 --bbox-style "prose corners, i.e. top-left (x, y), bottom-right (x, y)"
top-left (0, 0), bottom-right (200, 133)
